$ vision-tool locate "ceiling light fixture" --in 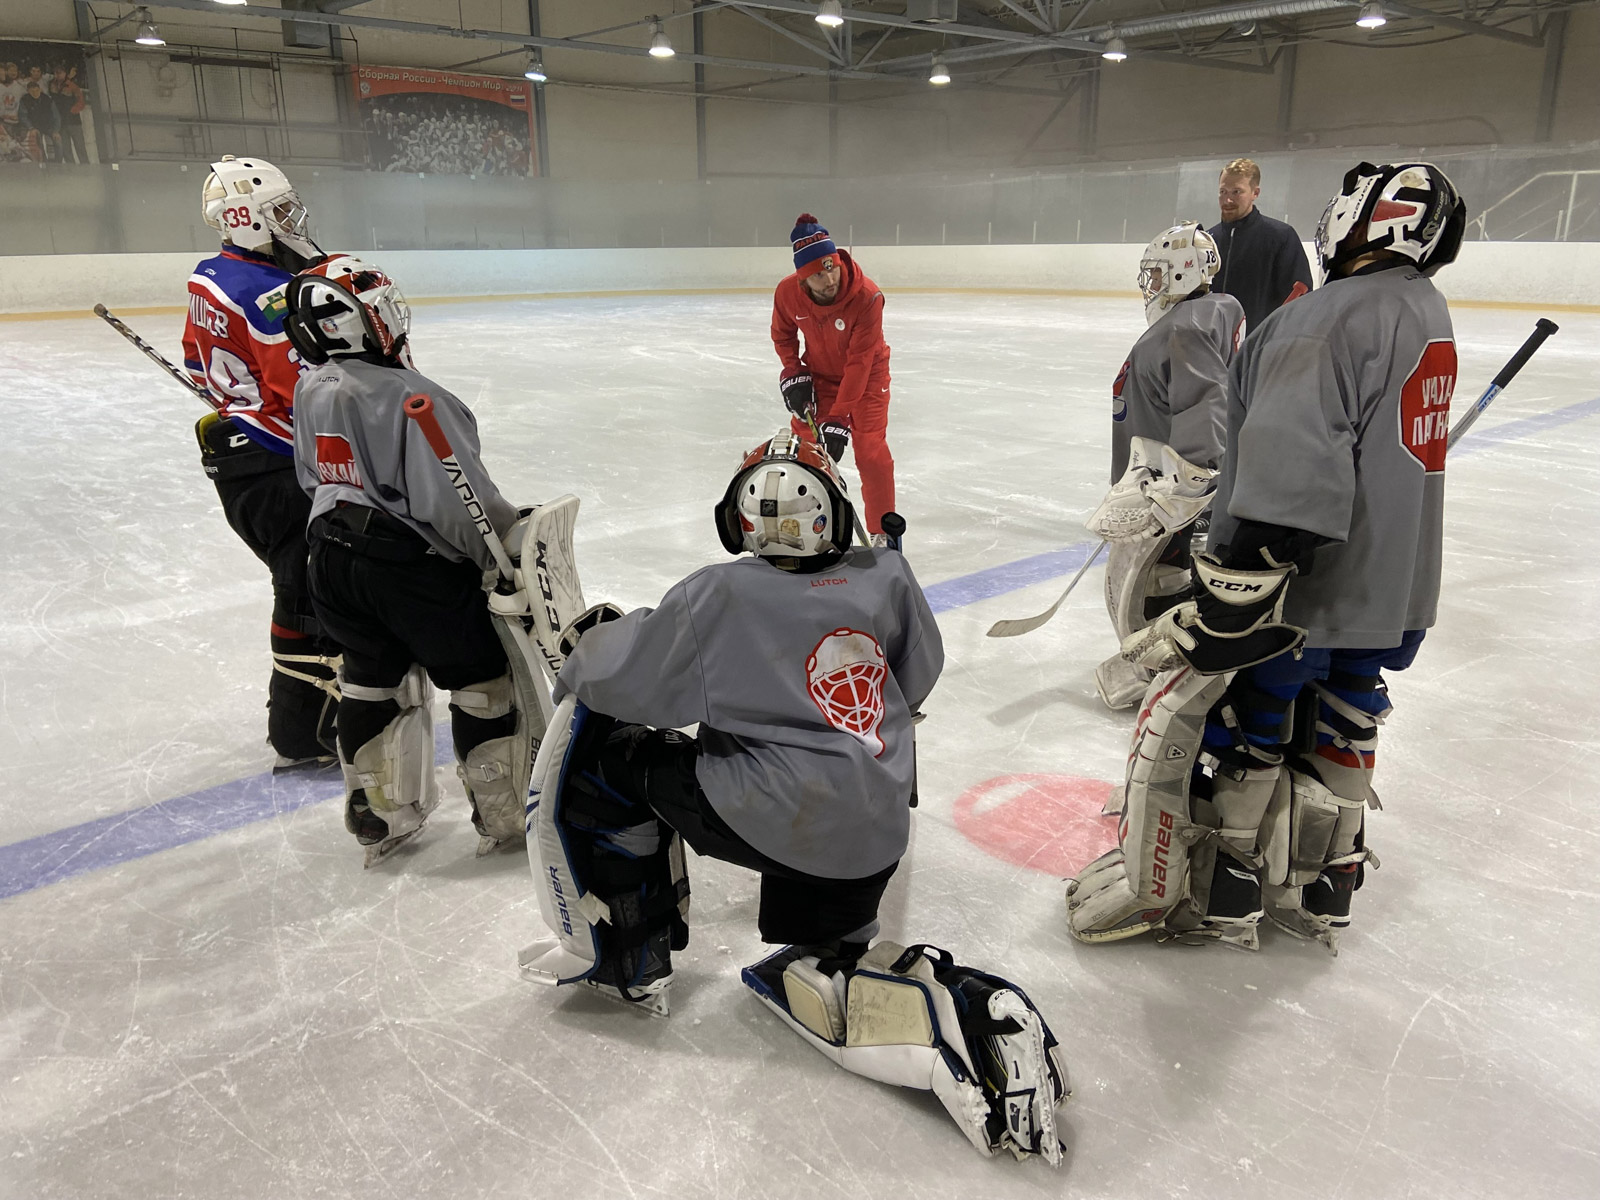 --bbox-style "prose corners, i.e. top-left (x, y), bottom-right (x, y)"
top-left (815, 1), bottom-right (845, 28)
top-left (134, 9), bottom-right (166, 46)
top-left (1355, 2), bottom-right (1387, 28)
top-left (524, 53), bottom-right (547, 83)
top-left (929, 53), bottom-right (951, 85)
top-left (648, 20), bottom-right (675, 58)
top-left (1101, 35), bottom-right (1128, 62)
